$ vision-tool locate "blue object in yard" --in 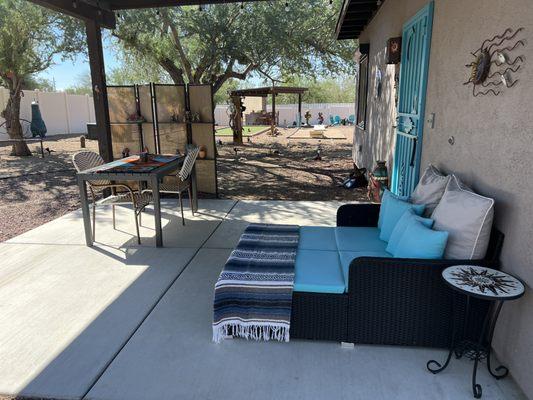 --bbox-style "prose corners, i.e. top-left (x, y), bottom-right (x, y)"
top-left (348, 114), bottom-right (356, 124)
top-left (329, 115), bottom-right (335, 125)
top-left (334, 115), bottom-right (341, 125)
top-left (30, 101), bottom-right (47, 138)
